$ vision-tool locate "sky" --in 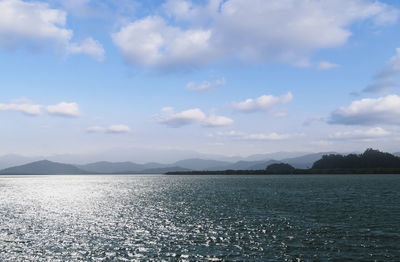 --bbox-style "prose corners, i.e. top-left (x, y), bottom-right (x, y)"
top-left (1, 0), bottom-right (400, 160)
